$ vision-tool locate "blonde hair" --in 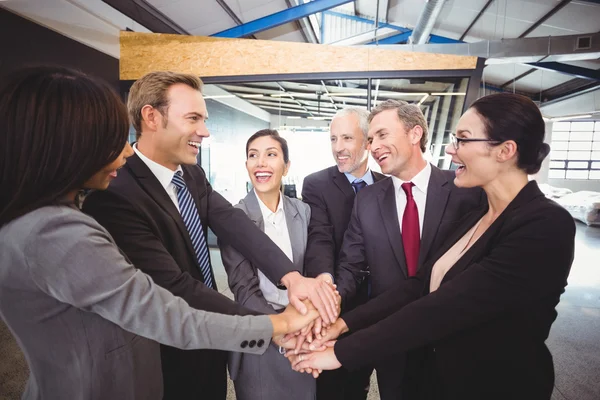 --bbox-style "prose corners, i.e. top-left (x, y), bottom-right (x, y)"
top-left (128, 71), bottom-right (203, 140)
top-left (369, 99), bottom-right (429, 152)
